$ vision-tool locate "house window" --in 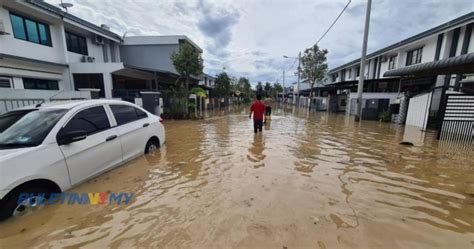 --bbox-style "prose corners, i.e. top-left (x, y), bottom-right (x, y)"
top-left (406, 47), bottom-right (423, 66)
top-left (388, 55), bottom-right (397, 70)
top-left (356, 66), bottom-right (360, 77)
top-left (66, 31), bottom-right (88, 55)
top-left (23, 78), bottom-right (59, 90)
top-left (9, 13), bottom-right (52, 46)
top-left (340, 99), bottom-right (347, 107)
top-left (332, 74), bottom-right (337, 82)
top-left (0, 76), bottom-right (13, 88)
top-left (73, 74), bottom-right (105, 97)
